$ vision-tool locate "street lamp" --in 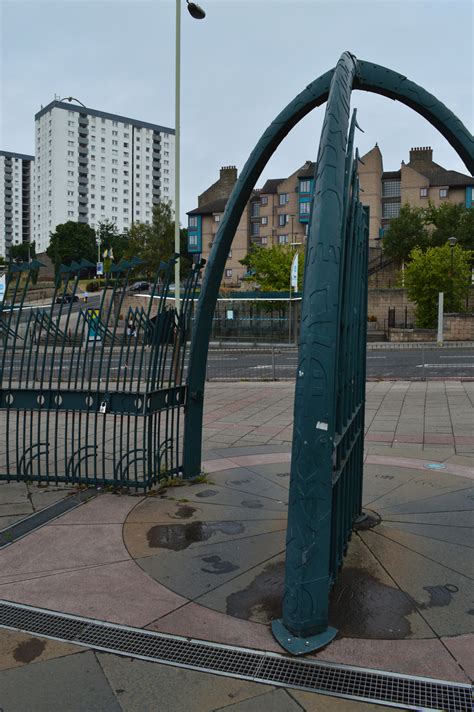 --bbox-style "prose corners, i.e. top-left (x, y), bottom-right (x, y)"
top-left (447, 236), bottom-right (457, 311)
top-left (59, 96), bottom-right (87, 109)
top-left (175, 0), bottom-right (206, 313)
